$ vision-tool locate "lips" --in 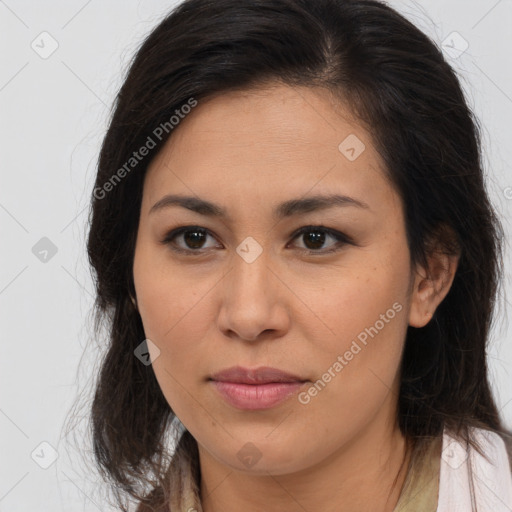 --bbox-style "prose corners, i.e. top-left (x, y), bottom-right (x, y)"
top-left (209, 365), bottom-right (306, 384)
top-left (209, 366), bottom-right (309, 410)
